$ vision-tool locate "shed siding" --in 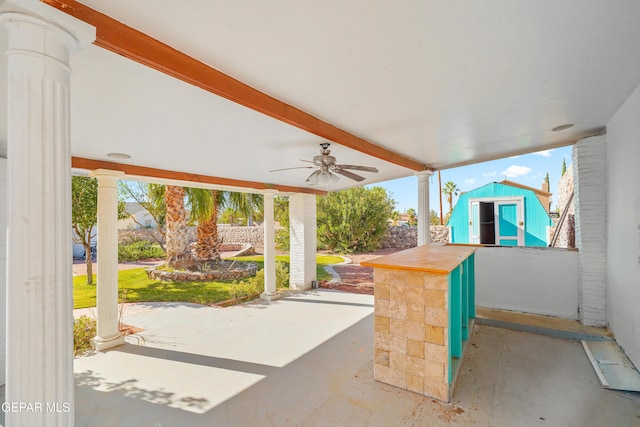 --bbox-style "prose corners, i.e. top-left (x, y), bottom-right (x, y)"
top-left (448, 183), bottom-right (552, 246)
